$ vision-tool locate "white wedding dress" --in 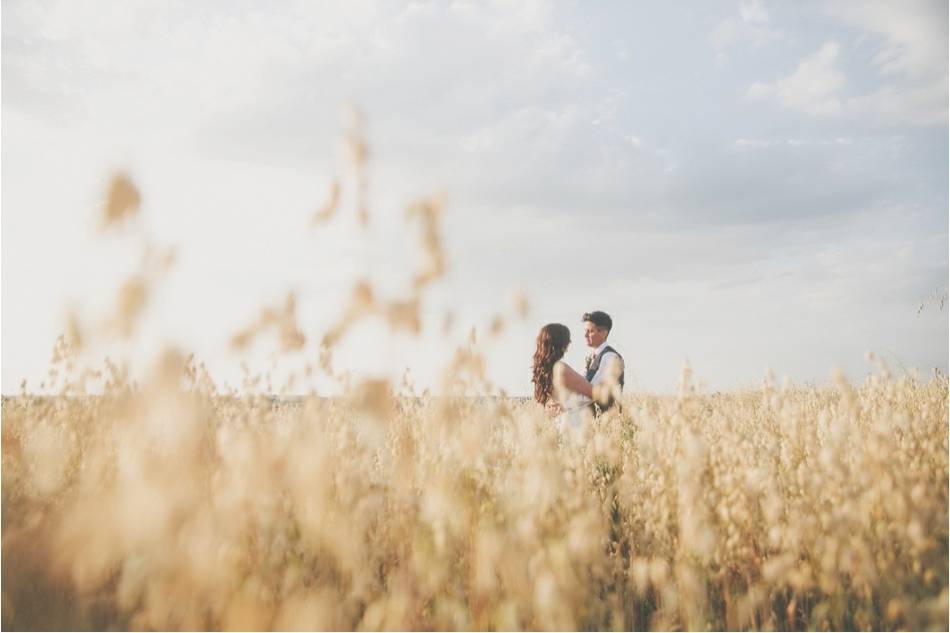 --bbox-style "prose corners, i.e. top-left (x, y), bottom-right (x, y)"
top-left (553, 361), bottom-right (592, 430)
